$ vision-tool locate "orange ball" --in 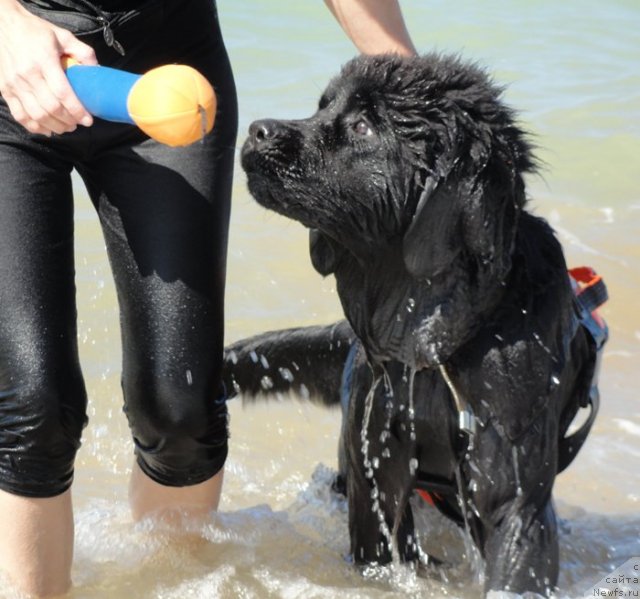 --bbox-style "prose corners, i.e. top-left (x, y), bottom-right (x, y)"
top-left (127, 64), bottom-right (216, 147)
